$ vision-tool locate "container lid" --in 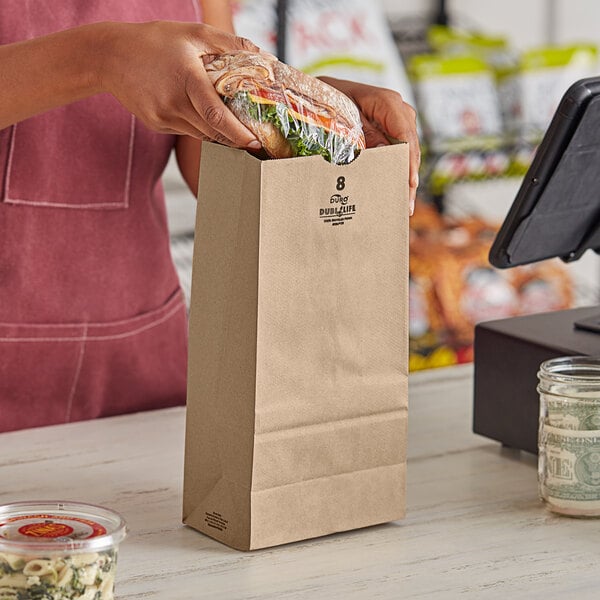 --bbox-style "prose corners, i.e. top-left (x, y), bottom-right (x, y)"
top-left (0, 501), bottom-right (126, 553)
